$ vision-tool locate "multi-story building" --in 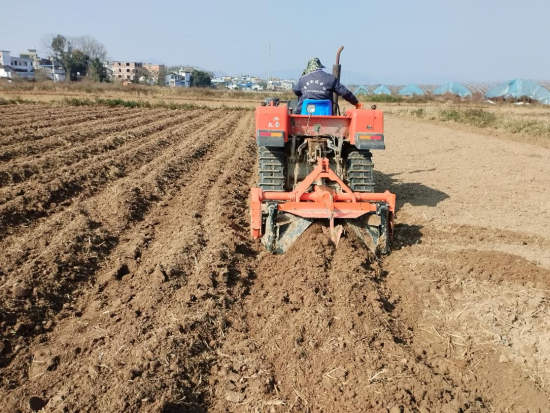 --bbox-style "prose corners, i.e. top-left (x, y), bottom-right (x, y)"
top-left (165, 72), bottom-right (190, 87)
top-left (19, 49), bottom-right (41, 69)
top-left (111, 61), bottom-right (143, 81)
top-left (142, 63), bottom-right (166, 84)
top-left (177, 68), bottom-right (191, 87)
top-left (143, 63), bottom-right (166, 74)
top-left (0, 51), bottom-right (34, 79)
